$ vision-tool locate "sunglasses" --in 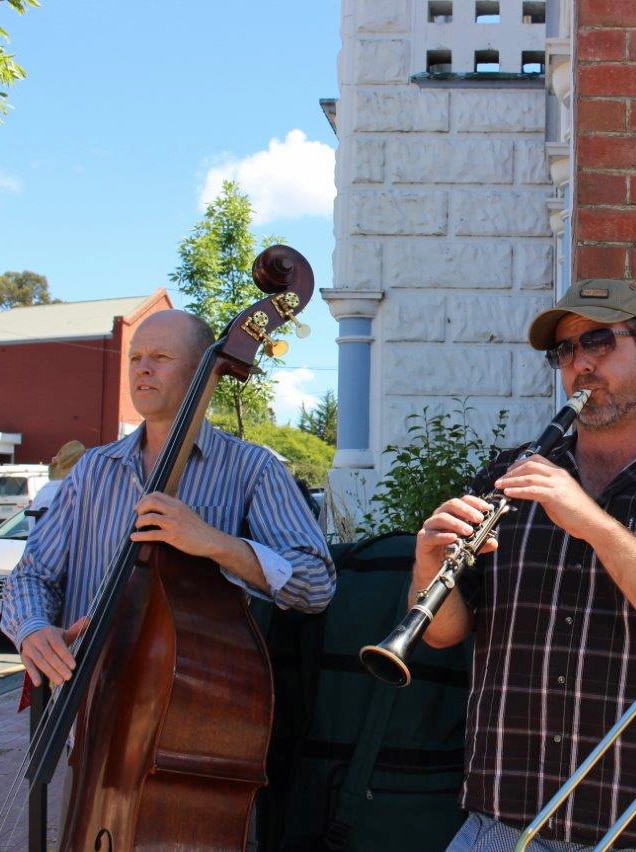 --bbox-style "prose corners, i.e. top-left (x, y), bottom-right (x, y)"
top-left (546, 327), bottom-right (635, 370)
